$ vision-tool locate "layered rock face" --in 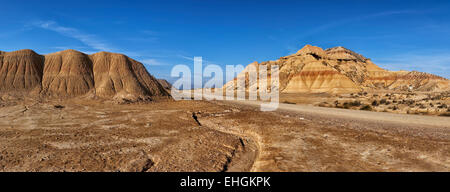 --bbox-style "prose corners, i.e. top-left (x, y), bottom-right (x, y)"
top-left (225, 45), bottom-right (449, 93)
top-left (42, 50), bottom-right (95, 97)
top-left (0, 50), bottom-right (44, 92)
top-left (0, 49), bottom-right (169, 100)
top-left (283, 61), bottom-right (360, 93)
top-left (387, 71), bottom-right (449, 91)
